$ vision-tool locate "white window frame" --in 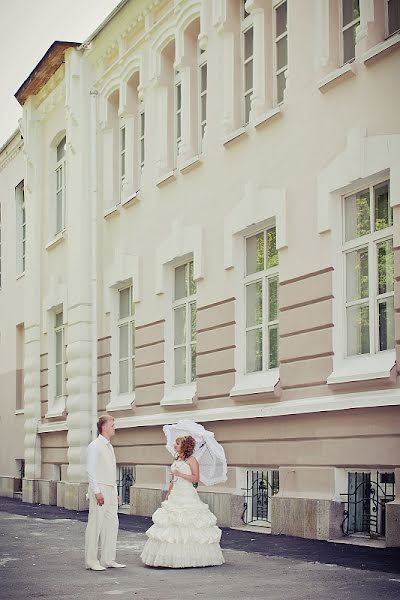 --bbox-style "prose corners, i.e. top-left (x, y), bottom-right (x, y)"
top-left (274, 0), bottom-right (288, 106)
top-left (139, 105), bottom-right (145, 172)
top-left (47, 308), bottom-right (66, 418)
top-left (161, 258), bottom-right (197, 406)
top-left (119, 124), bottom-right (126, 199)
top-left (107, 283), bottom-right (136, 412)
top-left (341, 0), bottom-right (360, 65)
top-left (16, 182), bottom-right (26, 276)
top-left (198, 45), bottom-right (207, 151)
top-left (173, 260), bottom-right (197, 386)
top-left (55, 137), bottom-right (66, 236)
top-left (231, 225), bottom-right (280, 398)
top-left (241, 8), bottom-right (254, 126)
top-left (175, 73), bottom-right (182, 157)
top-left (342, 180), bottom-right (394, 359)
top-left (385, 0), bottom-right (400, 38)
